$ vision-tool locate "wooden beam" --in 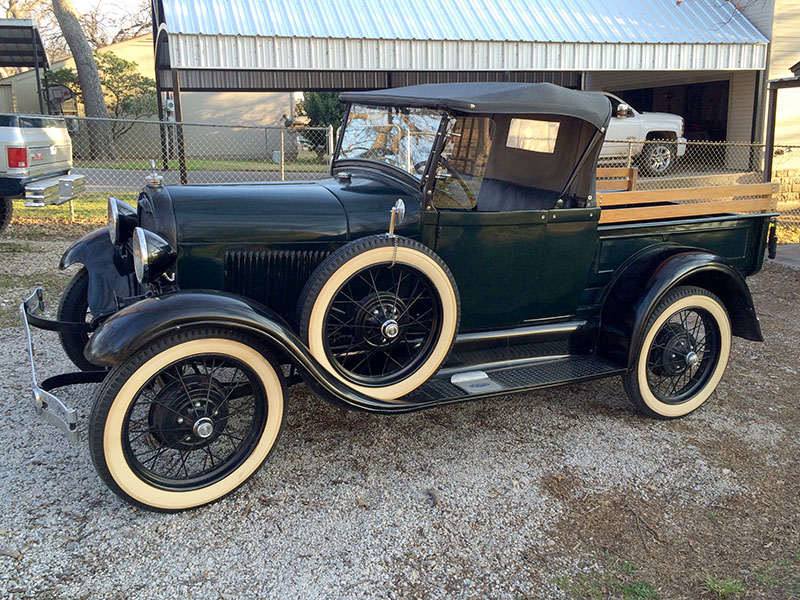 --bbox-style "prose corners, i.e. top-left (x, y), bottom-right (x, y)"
top-left (599, 197), bottom-right (775, 224)
top-left (598, 182), bottom-right (780, 207)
